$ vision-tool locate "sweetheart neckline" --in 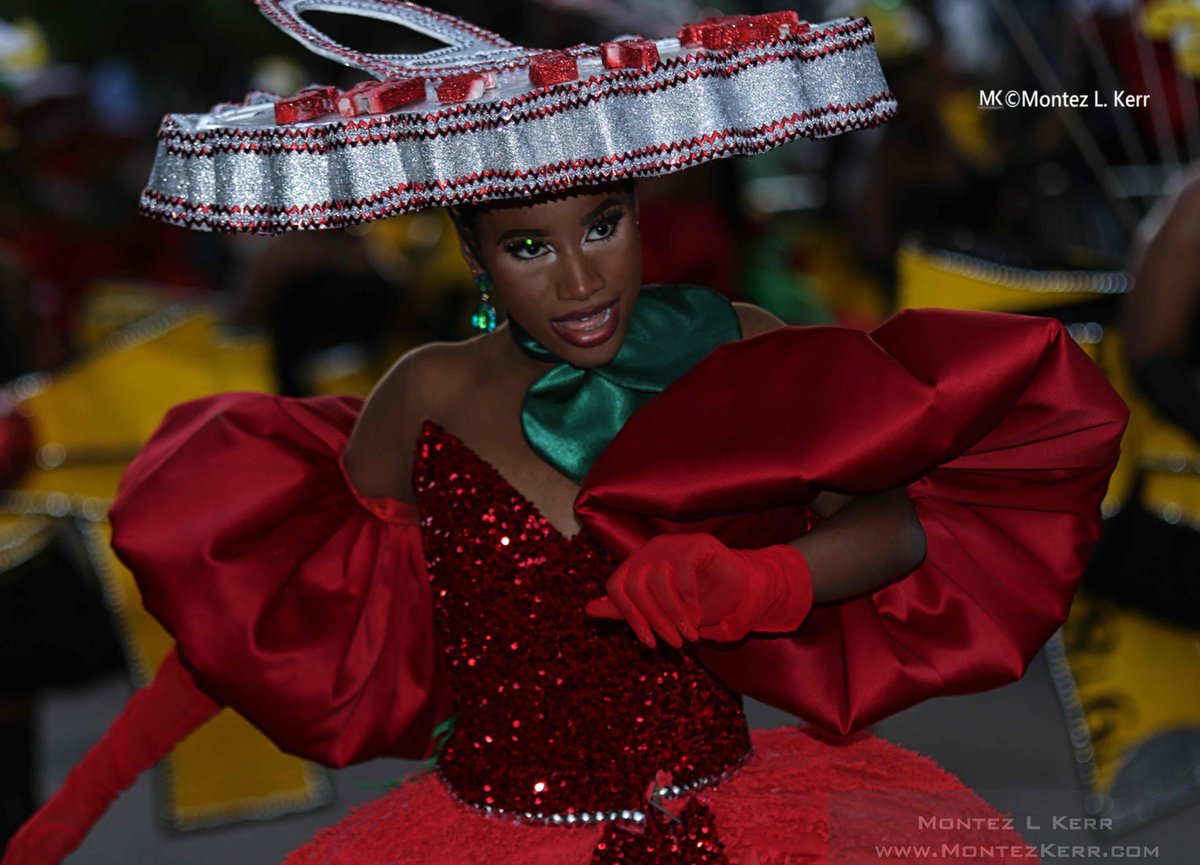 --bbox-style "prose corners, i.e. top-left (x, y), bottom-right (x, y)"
top-left (416, 419), bottom-right (587, 544)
